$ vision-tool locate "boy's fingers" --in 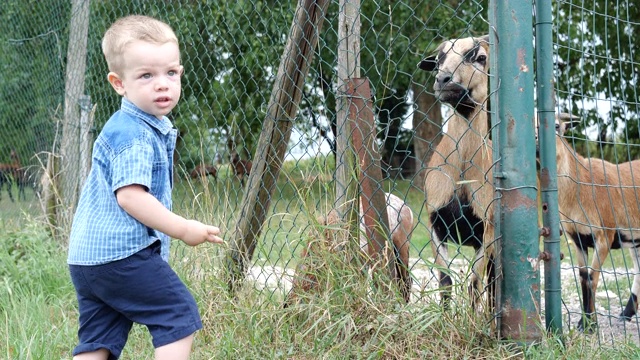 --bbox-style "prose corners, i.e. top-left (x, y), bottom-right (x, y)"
top-left (209, 226), bottom-right (221, 236)
top-left (208, 235), bottom-right (224, 244)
